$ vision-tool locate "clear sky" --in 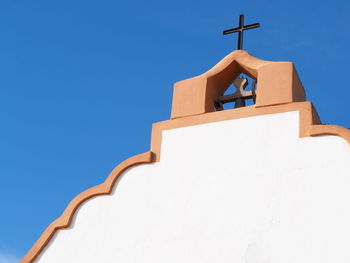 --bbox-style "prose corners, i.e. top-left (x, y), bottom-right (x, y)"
top-left (1, 0), bottom-right (350, 261)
